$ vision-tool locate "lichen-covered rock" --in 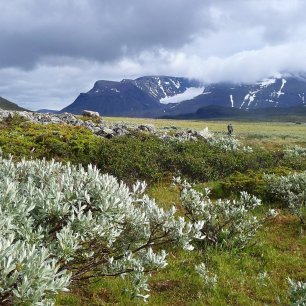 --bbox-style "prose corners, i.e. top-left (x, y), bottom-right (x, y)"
top-left (138, 124), bottom-right (156, 133)
top-left (82, 110), bottom-right (100, 117)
